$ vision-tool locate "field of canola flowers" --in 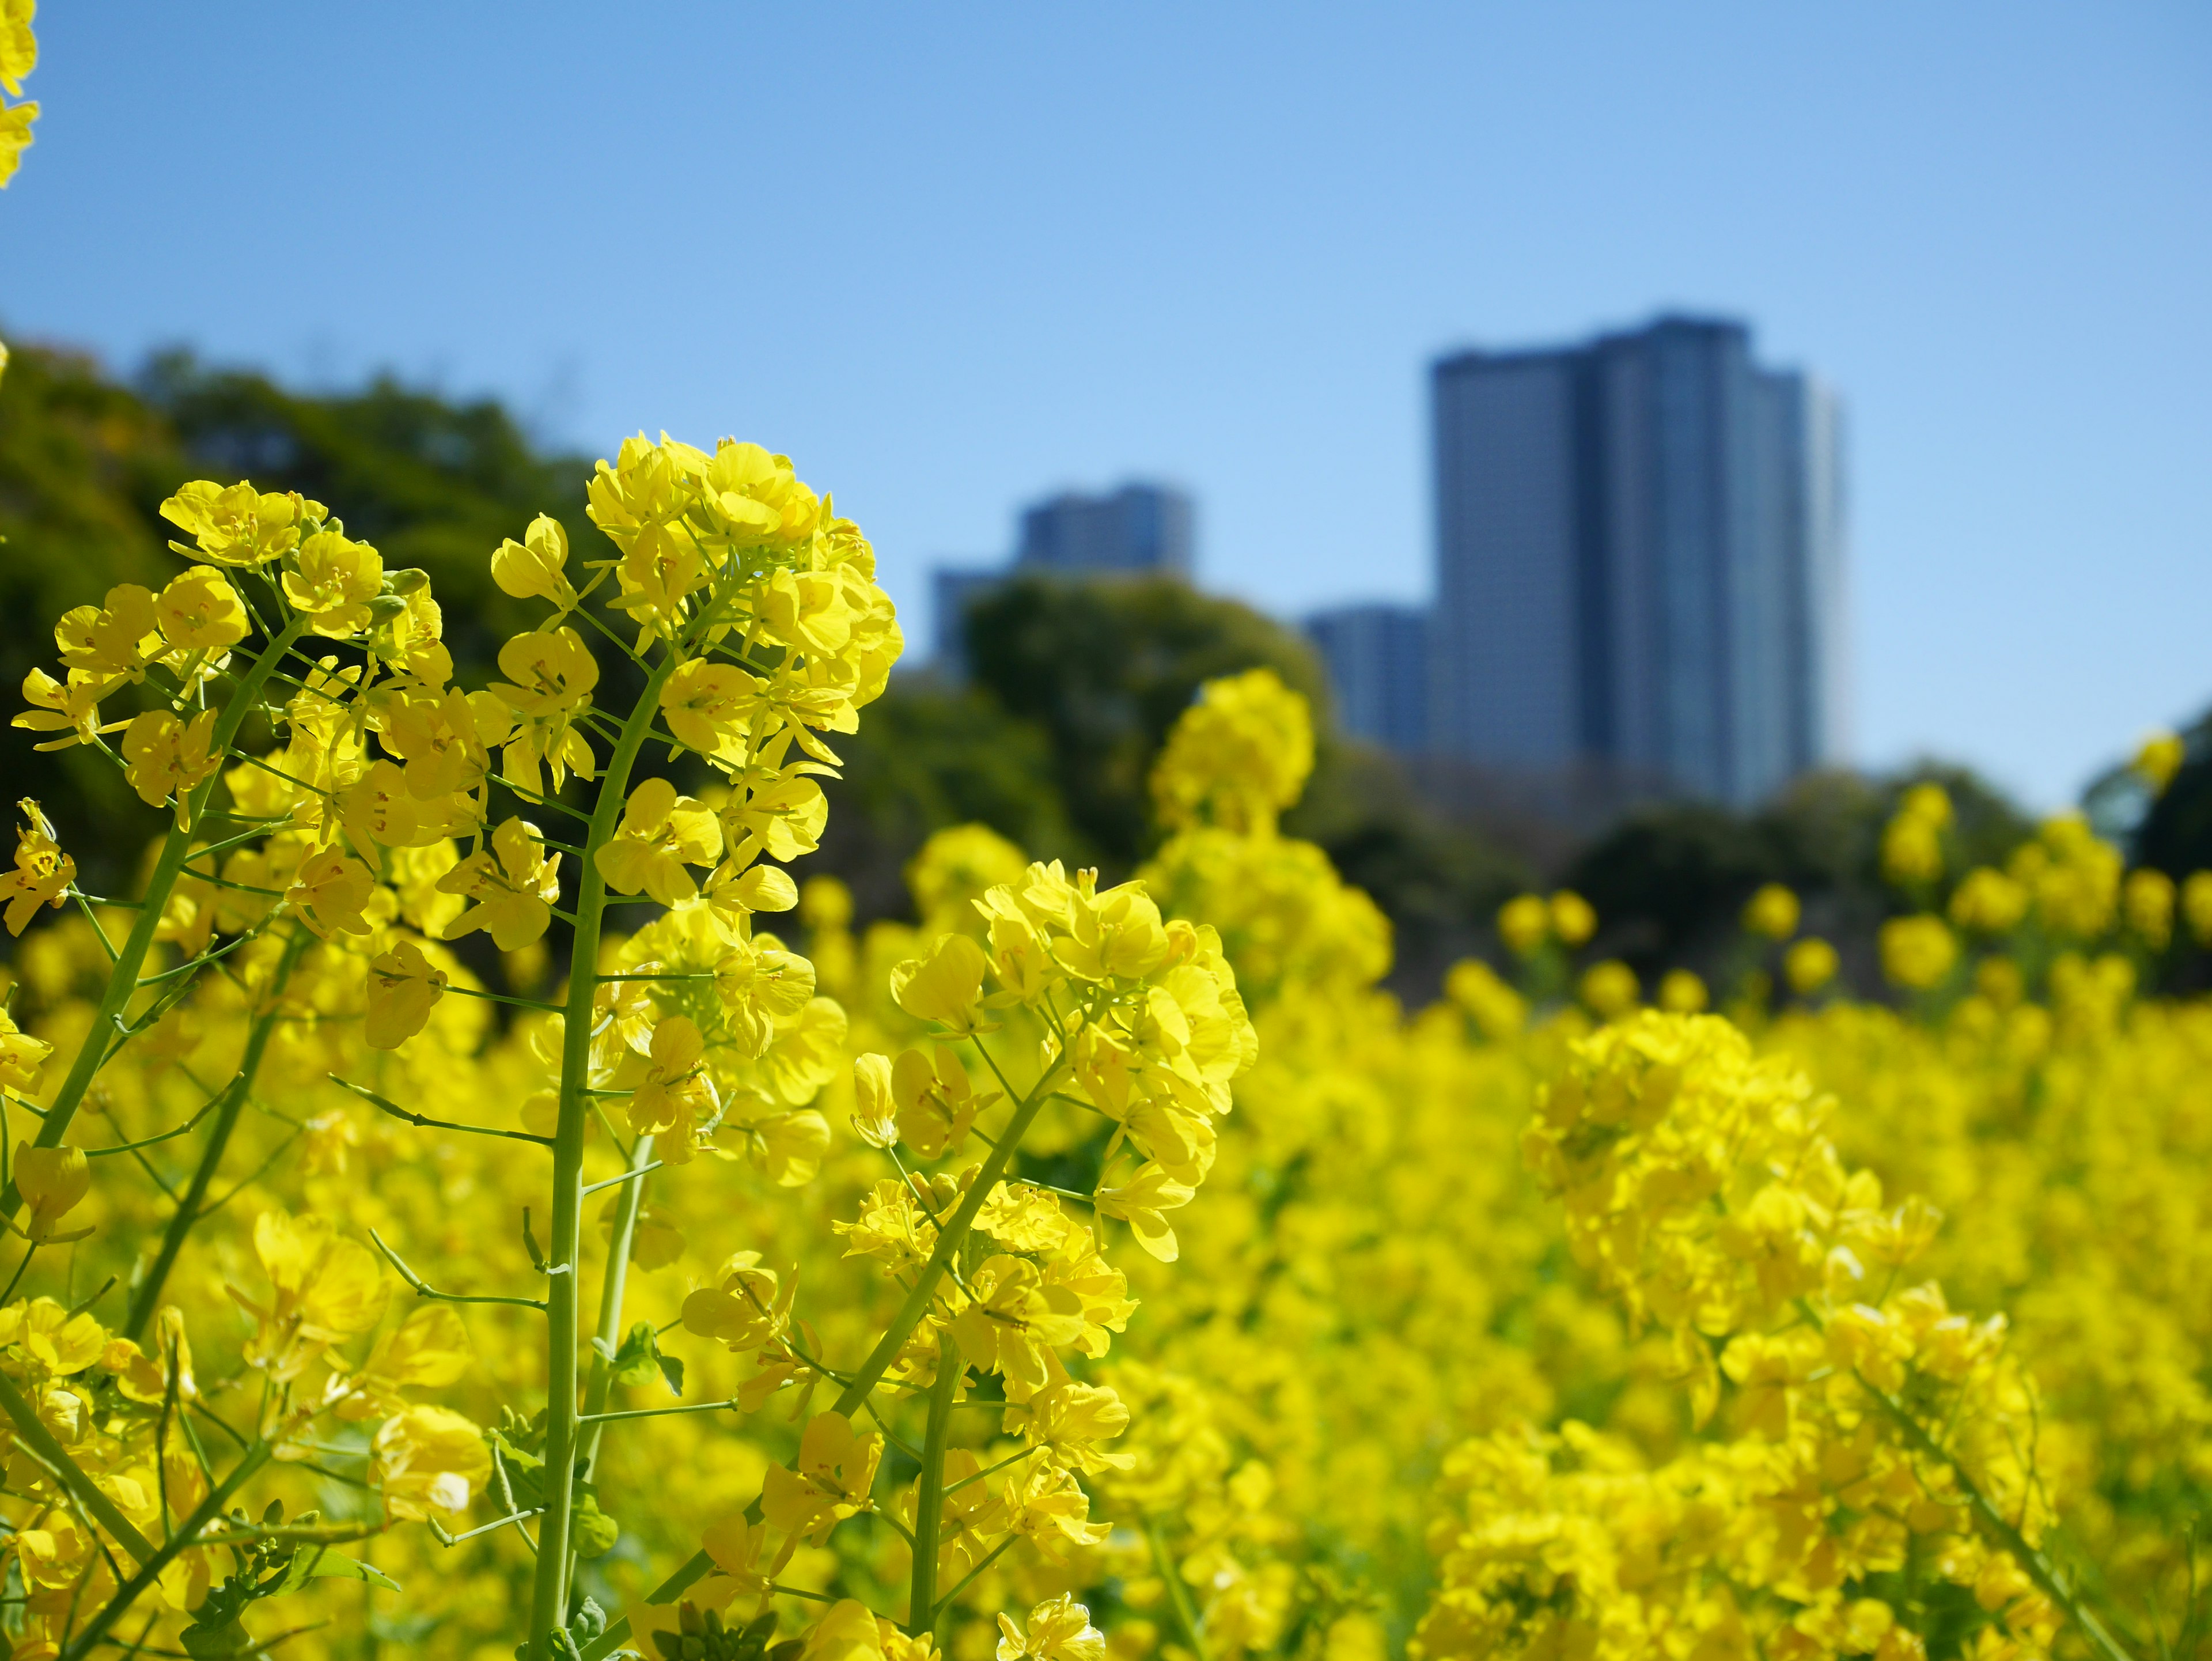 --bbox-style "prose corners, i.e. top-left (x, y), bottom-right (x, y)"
top-left (0, 431), bottom-right (2206, 1661)
top-left (1, 25), bottom-right (2209, 1661)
